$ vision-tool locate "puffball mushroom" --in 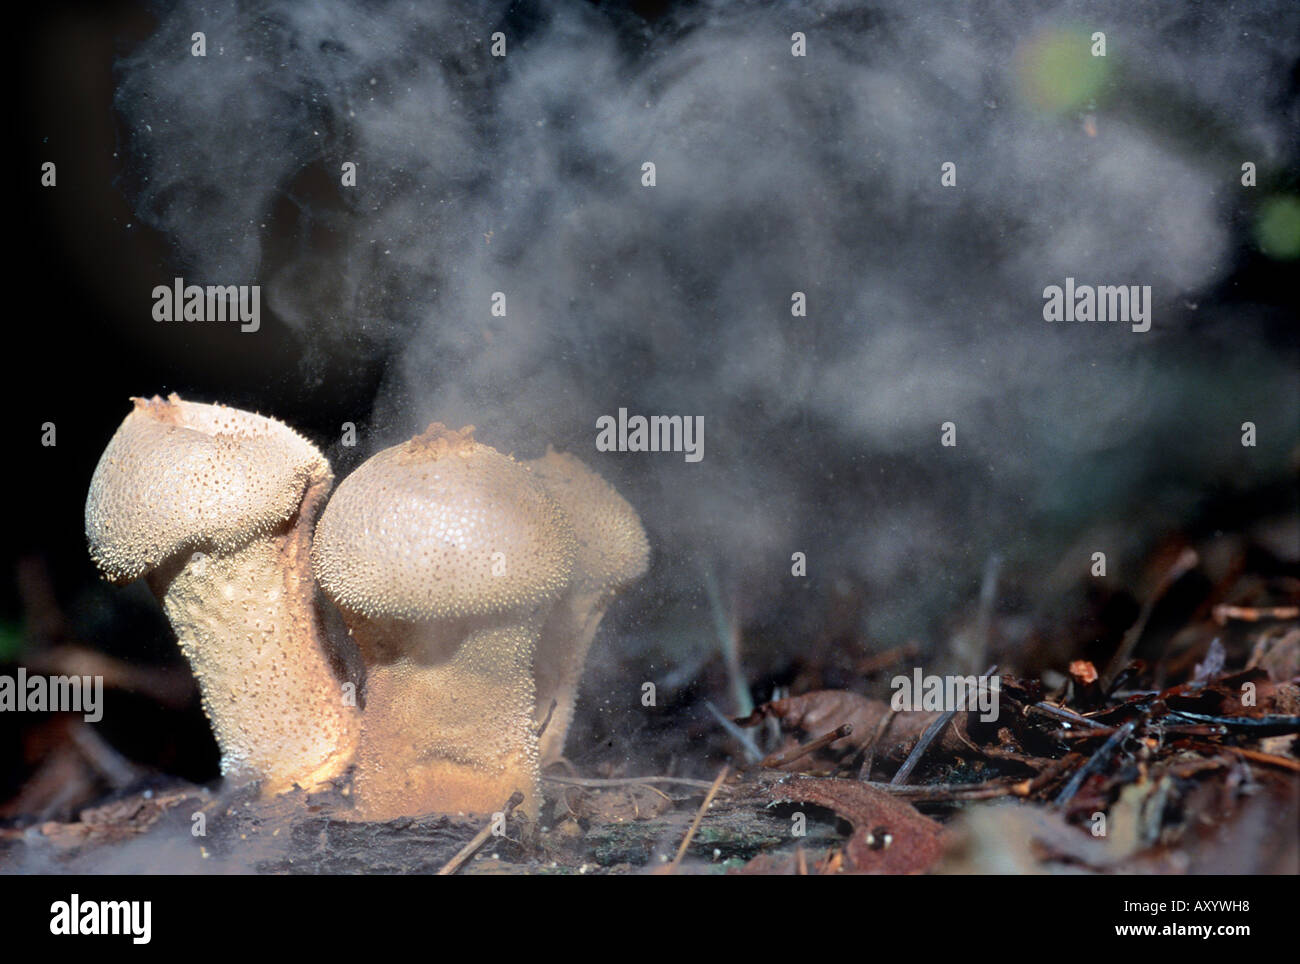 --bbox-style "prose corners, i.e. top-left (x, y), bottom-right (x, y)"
top-left (311, 423), bottom-right (575, 820)
top-left (85, 394), bottom-right (359, 794)
top-left (526, 448), bottom-right (649, 765)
